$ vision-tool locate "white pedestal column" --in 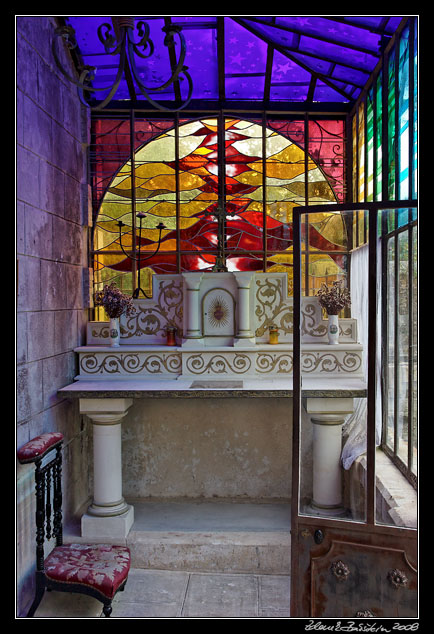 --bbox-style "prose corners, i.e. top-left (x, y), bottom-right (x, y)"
top-left (305, 398), bottom-right (354, 517)
top-left (233, 272), bottom-right (255, 347)
top-left (79, 398), bottom-right (134, 539)
top-left (182, 272), bottom-right (204, 347)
